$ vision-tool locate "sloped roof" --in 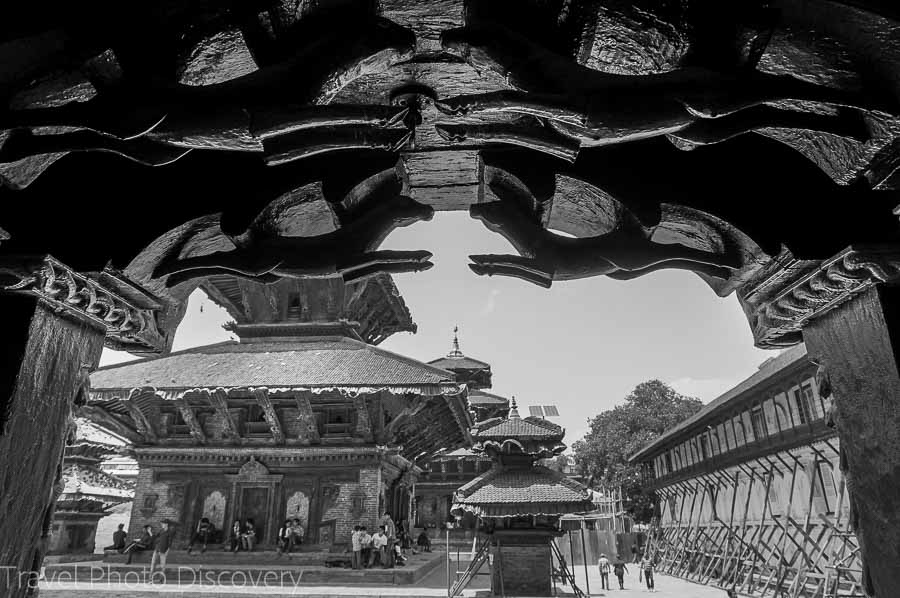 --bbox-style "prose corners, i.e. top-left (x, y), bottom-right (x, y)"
top-left (474, 413), bottom-right (564, 441)
top-left (468, 390), bottom-right (509, 406)
top-left (428, 355), bottom-right (491, 371)
top-left (90, 336), bottom-right (459, 396)
top-left (62, 463), bottom-right (134, 502)
top-left (453, 466), bottom-right (593, 517)
top-left (629, 343), bottom-right (810, 462)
